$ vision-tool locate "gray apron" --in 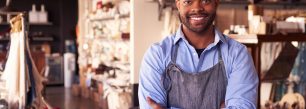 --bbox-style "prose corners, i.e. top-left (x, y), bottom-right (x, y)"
top-left (162, 42), bottom-right (227, 109)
